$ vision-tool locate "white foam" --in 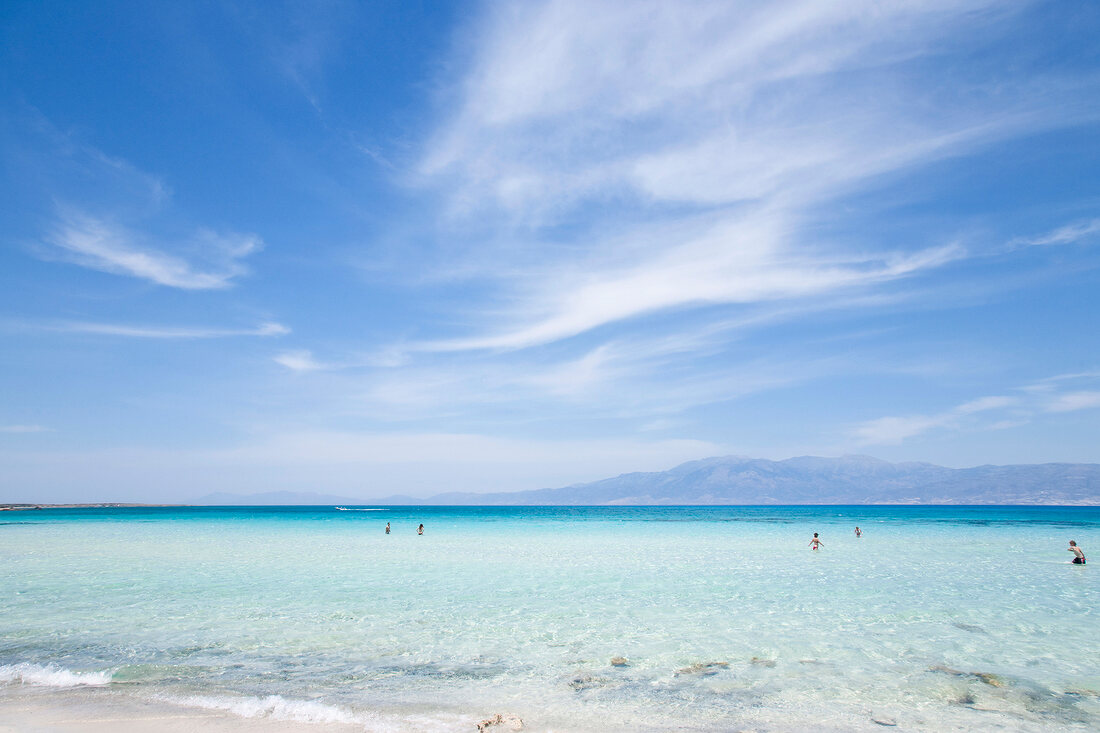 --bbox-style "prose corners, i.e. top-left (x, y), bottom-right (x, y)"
top-left (161, 694), bottom-right (473, 731)
top-left (0, 663), bottom-right (114, 687)
top-left (167, 694), bottom-right (359, 724)
top-left (335, 507), bottom-right (387, 511)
